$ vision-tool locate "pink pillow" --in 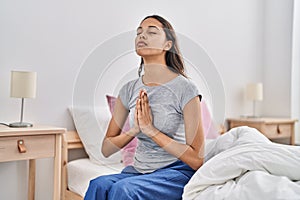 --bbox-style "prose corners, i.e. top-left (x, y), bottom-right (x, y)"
top-left (201, 101), bottom-right (220, 139)
top-left (106, 95), bottom-right (137, 166)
